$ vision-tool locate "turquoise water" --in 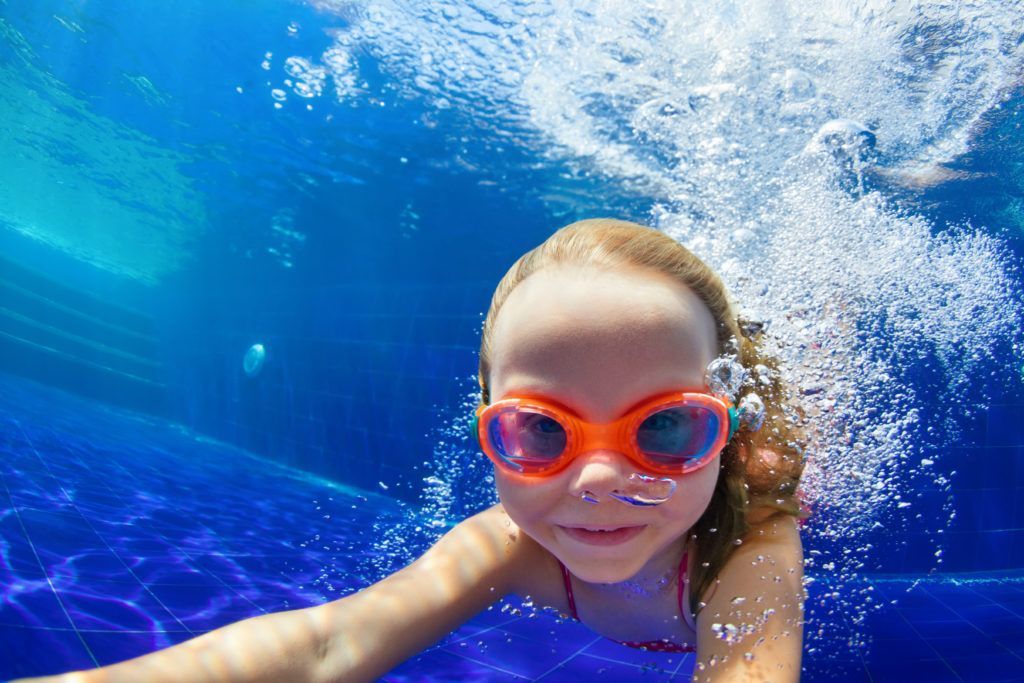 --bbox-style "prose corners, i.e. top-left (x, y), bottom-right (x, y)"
top-left (1, 1), bottom-right (1023, 680)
